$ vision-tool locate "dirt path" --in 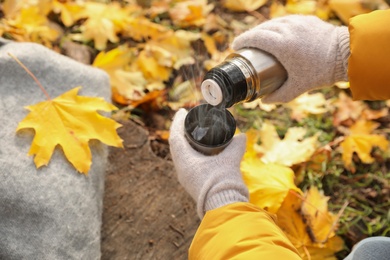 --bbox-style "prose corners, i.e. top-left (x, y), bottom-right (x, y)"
top-left (101, 120), bottom-right (199, 259)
